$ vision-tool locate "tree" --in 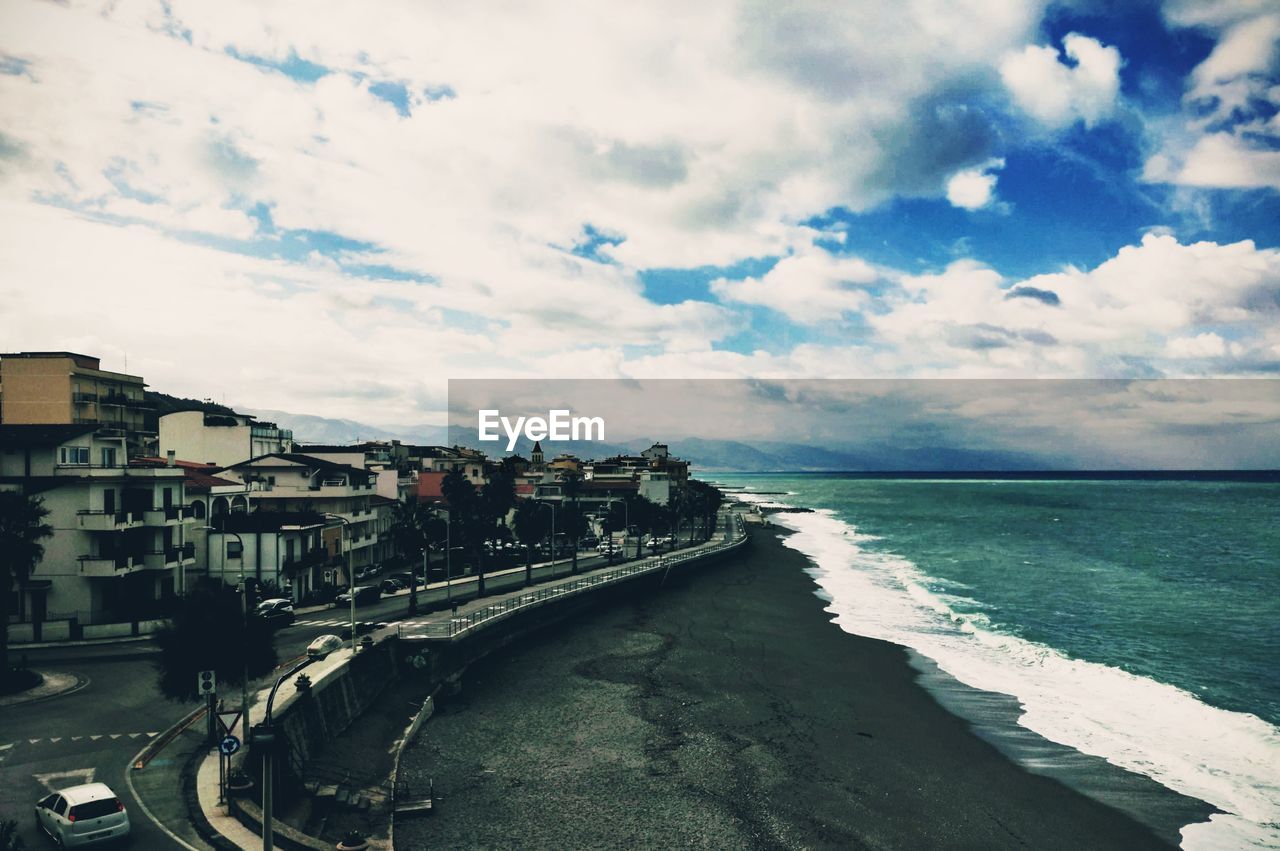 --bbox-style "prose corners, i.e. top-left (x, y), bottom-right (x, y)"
top-left (684, 480), bottom-right (724, 541)
top-left (389, 497), bottom-right (434, 615)
top-left (478, 468), bottom-right (516, 594)
top-left (0, 491), bottom-right (52, 689)
top-left (512, 500), bottom-right (550, 586)
top-left (153, 583), bottom-right (277, 701)
top-left (560, 472), bottom-right (582, 574)
top-left (440, 466), bottom-right (478, 591)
